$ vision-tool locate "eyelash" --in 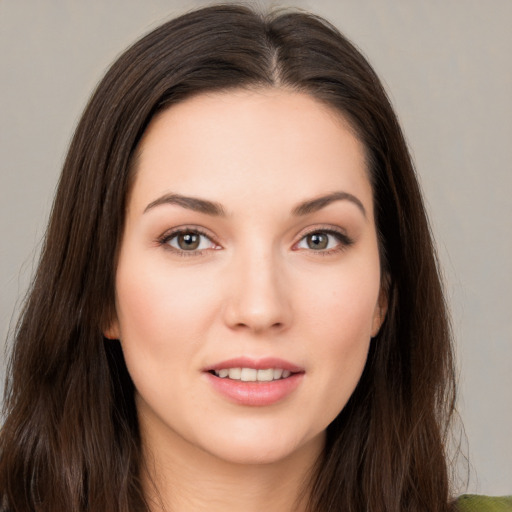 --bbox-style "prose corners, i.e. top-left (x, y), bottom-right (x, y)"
top-left (294, 227), bottom-right (354, 256)
top-left (157, 226), bottom-right (353, 257)
top-left (157, 227), bottom-right (219, 257)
